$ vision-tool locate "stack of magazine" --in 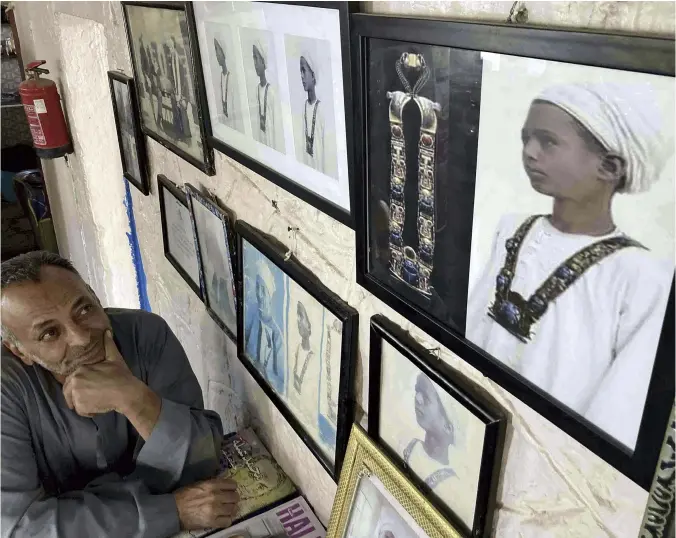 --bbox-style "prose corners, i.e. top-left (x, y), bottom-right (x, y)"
top-left (171, 428), bottom-right (325, 538)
